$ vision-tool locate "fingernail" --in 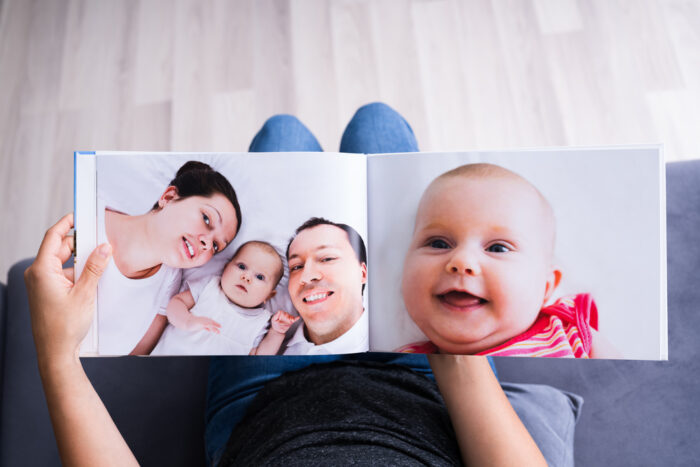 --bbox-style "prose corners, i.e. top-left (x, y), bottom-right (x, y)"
top-left (98, 243), bottom-right (112, 258)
